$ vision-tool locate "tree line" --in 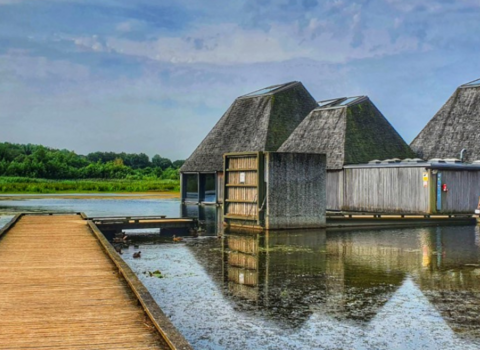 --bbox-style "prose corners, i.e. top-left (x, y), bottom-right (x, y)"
top-left (0, 142), bottom-right (184, 180)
